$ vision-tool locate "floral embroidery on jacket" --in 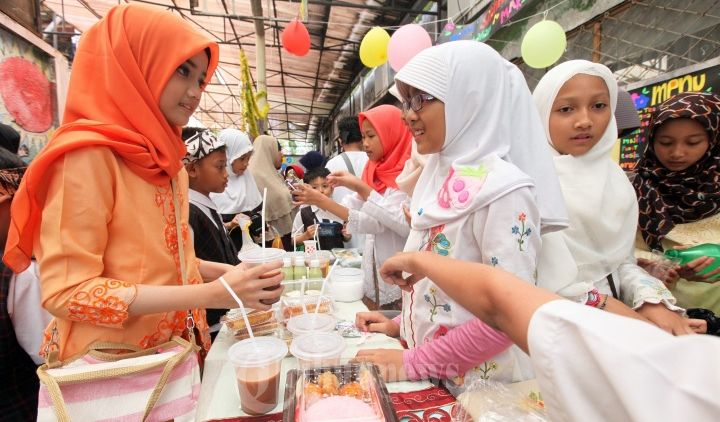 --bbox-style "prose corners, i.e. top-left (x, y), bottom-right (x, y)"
top-left (424, 287), bottom-right (451, 322)
top-left (490, 256), bottom-right (499, 267)
top-left (424, 225), bottom-right (452, 256)
top-left (511, 212), bottom-right (532, 251)
top-left (66, 279), bottom-right (134, 327)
